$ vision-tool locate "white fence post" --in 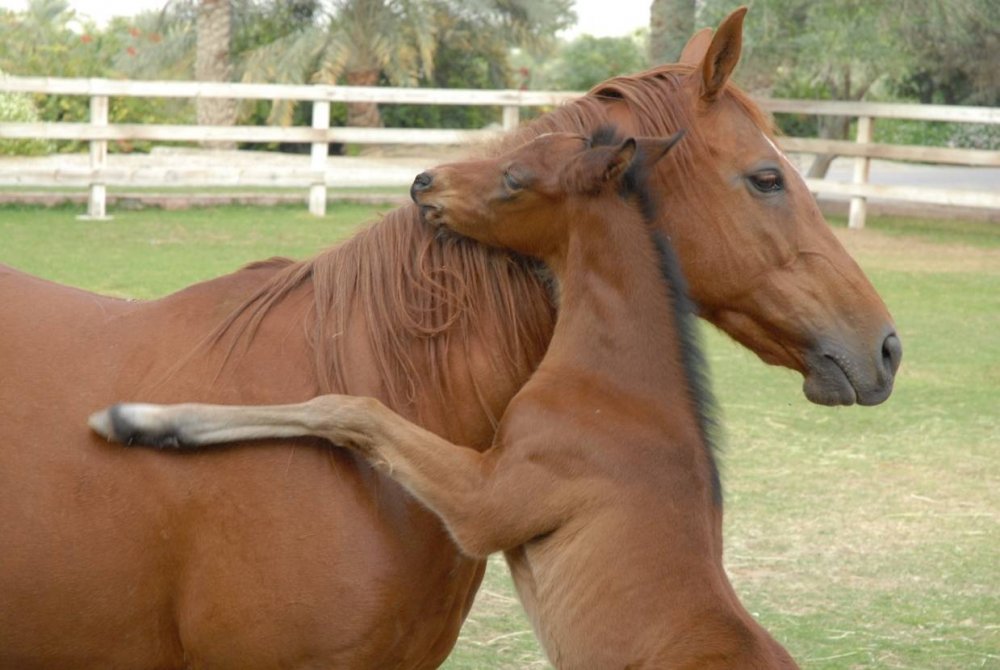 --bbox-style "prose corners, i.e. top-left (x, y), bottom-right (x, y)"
top-left (309, 100), bottom-right (330, 217)
top-left (848, 115), bottom-right (873, 229)
top-left (502, 105), bottom-right (519, 131)
top-left (79, 94), bottom-right (110, 220)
